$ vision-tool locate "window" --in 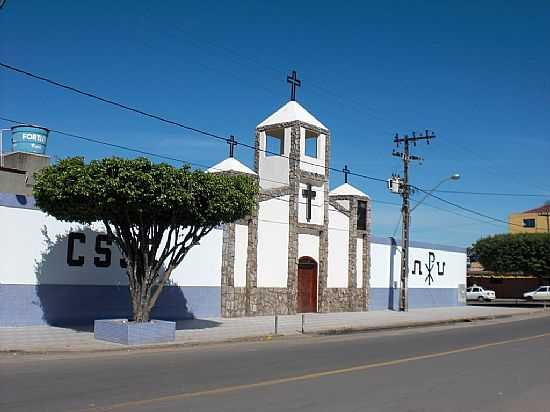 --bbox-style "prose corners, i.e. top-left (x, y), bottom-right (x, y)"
top-left (357, 200), bottom-right (367, 230)
top-left (523, 218), bottom-right (536, 228)
top-left (304, 129), bottom-right (318, 158)
top-left (265, 128), bottom-right (284, 156)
